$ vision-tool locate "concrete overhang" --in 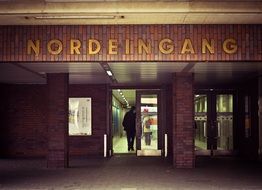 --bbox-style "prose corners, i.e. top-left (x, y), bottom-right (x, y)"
top-left (0, 1), bottom-right (262, 25)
